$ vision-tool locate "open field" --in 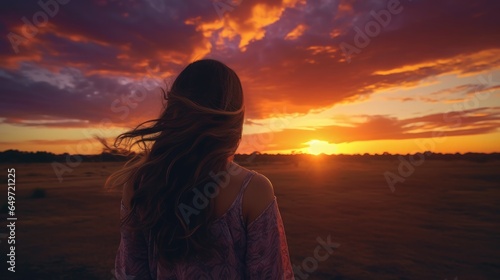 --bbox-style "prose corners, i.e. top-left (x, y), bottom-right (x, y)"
top-left (0, 158), bottom-right (499, 279)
